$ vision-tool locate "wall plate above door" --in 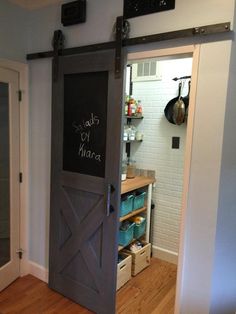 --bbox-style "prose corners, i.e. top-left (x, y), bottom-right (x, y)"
top-left (124, 0), bottom-right (175, 19)
top-left (61, 0), bottom-right (86, 26)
